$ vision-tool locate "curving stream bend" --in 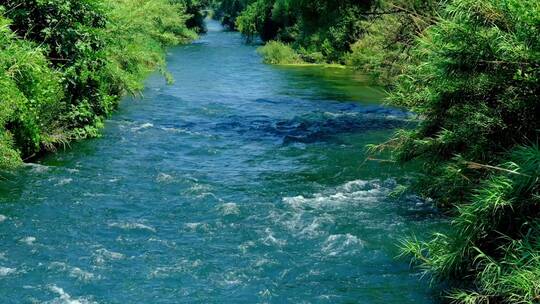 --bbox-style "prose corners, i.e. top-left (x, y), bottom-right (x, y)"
top-left (0, 20), bottom-right (443, 303)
